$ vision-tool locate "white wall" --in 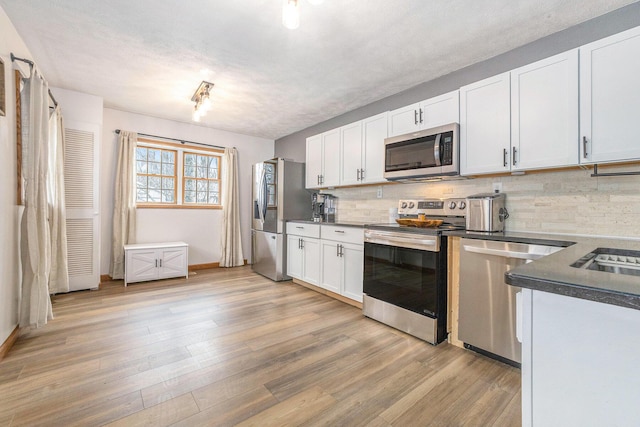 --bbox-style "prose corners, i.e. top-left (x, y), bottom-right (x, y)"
top-left (101, 109), bottom-right (274, 274)
top-left (0, 6), bottom-right (34, 345)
